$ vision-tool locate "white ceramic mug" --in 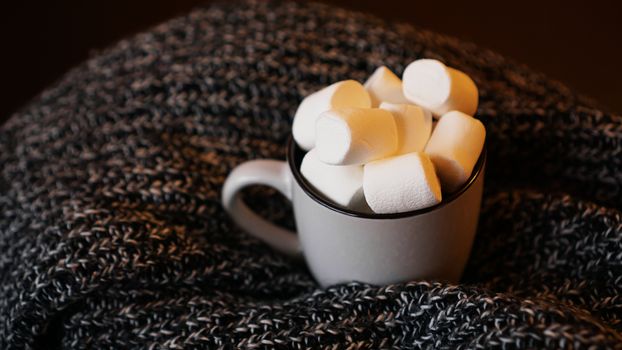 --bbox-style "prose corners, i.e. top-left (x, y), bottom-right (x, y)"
top-left (222, 138), bottom-right (486, 287)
